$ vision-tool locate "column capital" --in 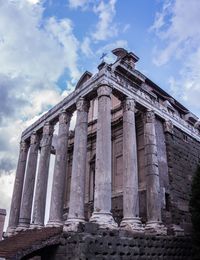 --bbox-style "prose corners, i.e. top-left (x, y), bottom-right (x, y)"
top-left (163, 119), bottom-right (174, 134)
top-left (43, 122), bottom-right (54, 135)
top-left (122, 98), bottom-right (136, 112)
top-left (59, 110), bottom-right (72, 124)
top-left (144, 109), bottom-right (155, 123)
top-left (76, 98), bottom-right (90, 112)
top-left (30, 131), bottom-right (39, 145)
top-left (97, 85), bottom-right (112, 98)
top-left (19, 140), bottom-right (29, 153)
